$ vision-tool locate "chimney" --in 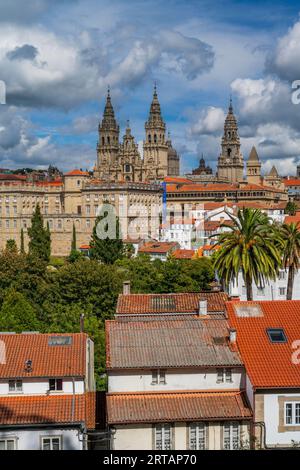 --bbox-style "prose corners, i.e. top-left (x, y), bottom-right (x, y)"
top-left (80, 313), bottom-right (85, 333)
top-left (199, 299), bottom-right (208, 316)
top-left (123, 280), bottom-right (131, 295)
top-left (229, 328), bottom-right (237, 344)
